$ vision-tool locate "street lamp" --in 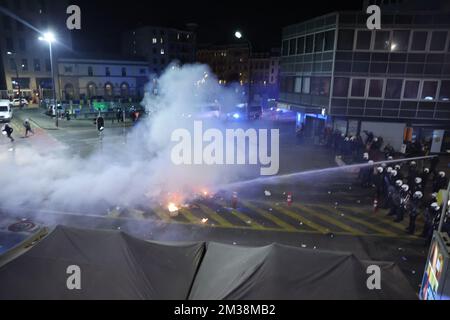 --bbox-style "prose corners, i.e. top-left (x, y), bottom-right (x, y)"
top-left (38, 31), bottom-right (58, 127)
top-left (6, 51), bottom-right (22, 108)
top-left (234, 30), bottom-right (253, 105)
